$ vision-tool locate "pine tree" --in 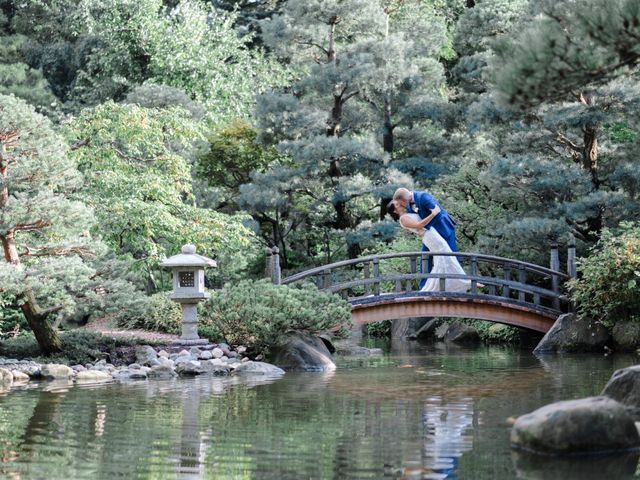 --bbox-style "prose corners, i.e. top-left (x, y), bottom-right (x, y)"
top-left (252, 0), bottom-right (449, 262)
top-left (0, 94), bottom-right (94, 353)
